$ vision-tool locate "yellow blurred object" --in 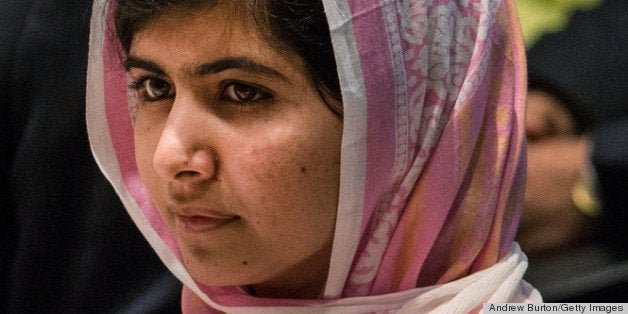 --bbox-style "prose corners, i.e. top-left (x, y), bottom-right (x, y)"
top-left (516, 0), bottom-right (601, 47)
top-left (572, 172), bottom-right (602, 218)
